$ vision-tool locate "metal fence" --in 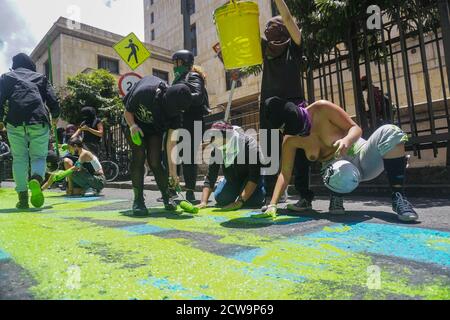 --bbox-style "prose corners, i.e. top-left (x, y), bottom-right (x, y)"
top-left (206, 0), bottom-right (450, 166)
top-left (301, 0), bottom-right (450, 164)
